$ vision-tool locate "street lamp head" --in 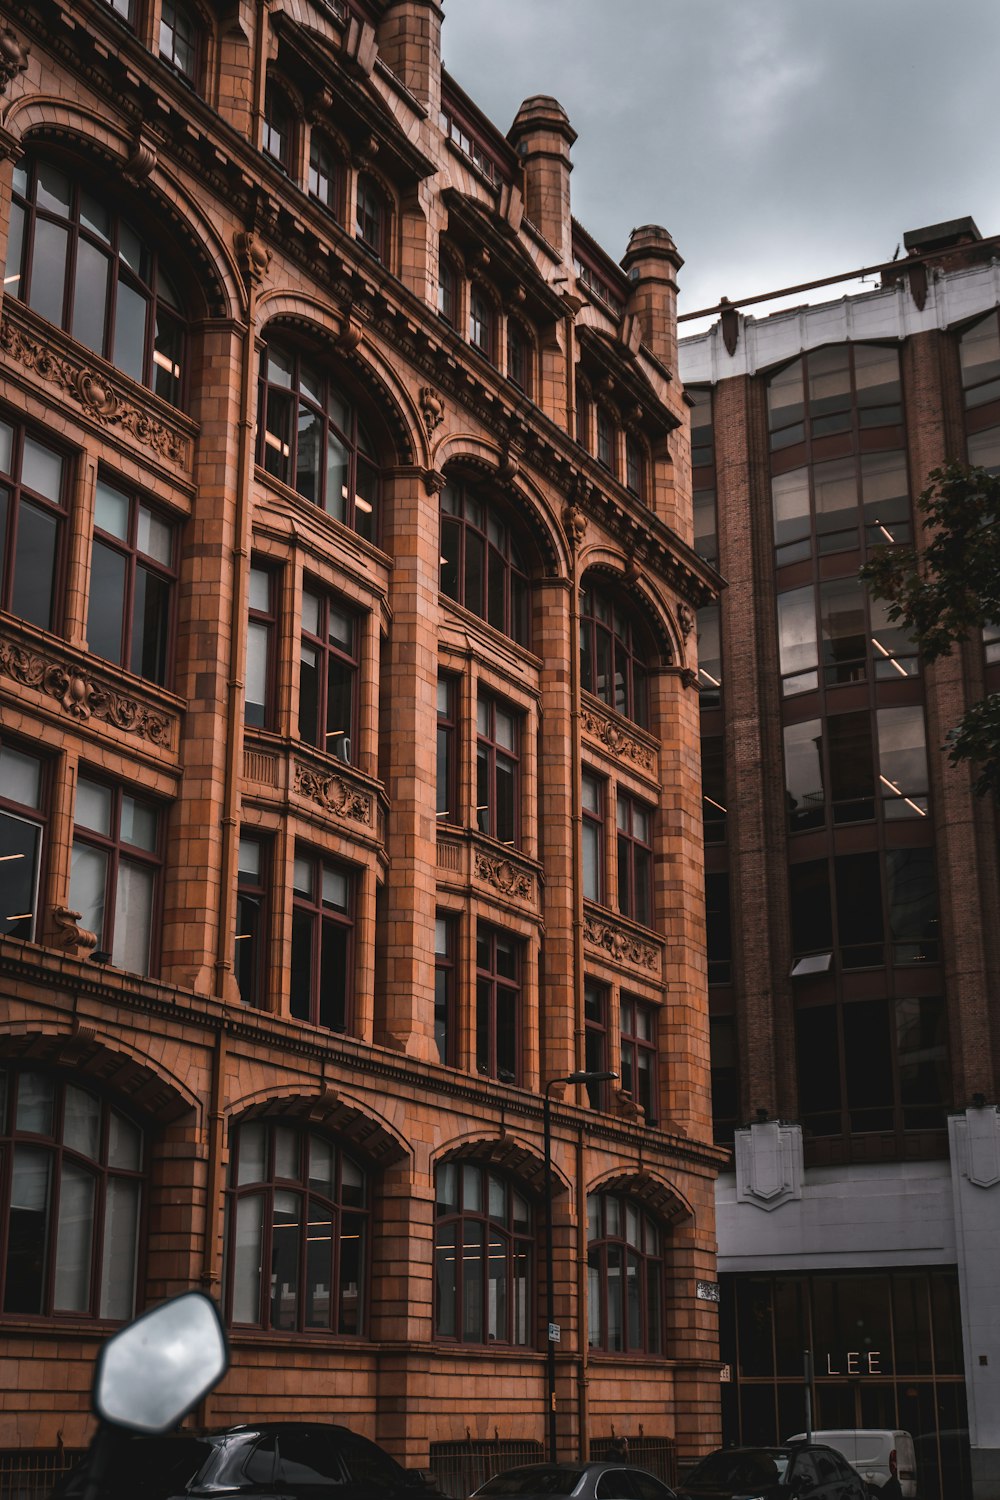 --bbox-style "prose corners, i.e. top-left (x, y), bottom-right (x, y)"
top-left (564, 1069), bottom-right (618, 1084)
